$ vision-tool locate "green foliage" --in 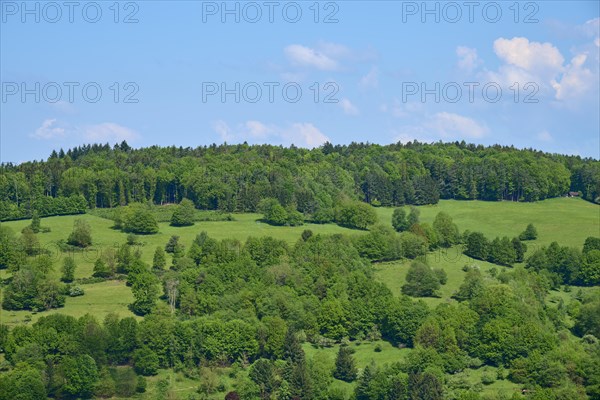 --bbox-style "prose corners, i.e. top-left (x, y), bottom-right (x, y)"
top-left (519, 223), bottom-right (538, 240)
top-left (465, 232), bottom-right (489, 260)
top-left (0, 226), bottom-right (24, 270)
top-left (2, 267), bottom-right (65, 311)
top-left (433, 212), bottom-right (459, 247)
top-left (258, 198), bottom-right (304, 226)
top-left (0, 363), bottom-right (47, 400)
top-left (382, 296), bottom-right (430, 346)
top-left (335, 201), bottom-right (378, 230)
top-left (402, 262), bottom-right (442, 297)
top-left (29, 210), bottom-right (41, 233)
top-left (152, 246), bottom-right (167, 271)
top-left (573, 296), bottom-right (600, 338)
top-left (61, 256), bottom-right (76, 282)
top-left (487, 236), bottom-right (517, 266)
top-left (170, 198), bottom-right (196, 227)
top-left (392, 208), bottom-right (410, 232)
top-left (59, 354), bottom-right (99, 398)
top-left (93, 258), bottom-right (112, 278)
top-left (333, 346), bottom-right (358, 382)
top-left (453, 269), bottom-right (485, 302)
top-left (123, 203), bottom-right (159, 234)
top-left (67, 218), bottom-right (92, 247)
top-left (130, 272), bottom-right (159, 315)
top-left (20, 227), bottom-right (40, 256)
top-left (133, 347), bottom-right (160, 376)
